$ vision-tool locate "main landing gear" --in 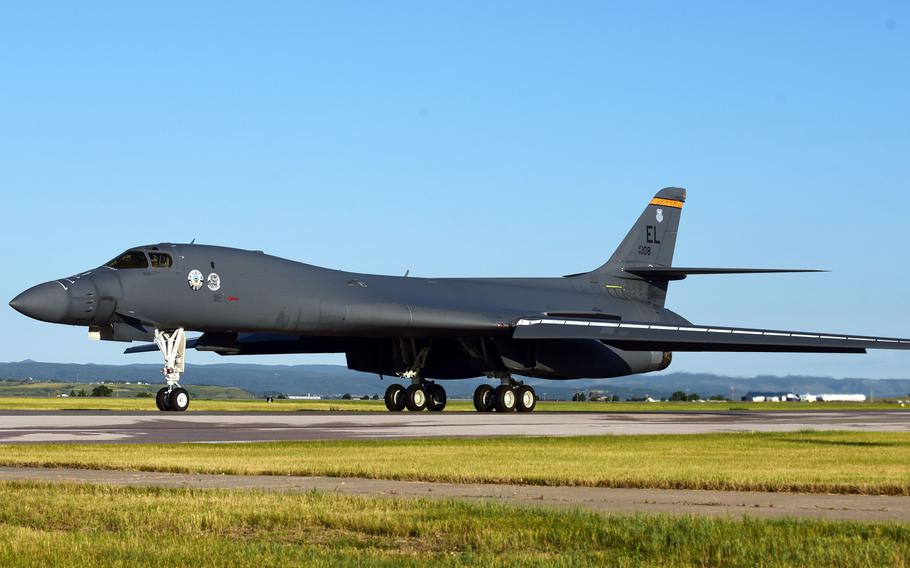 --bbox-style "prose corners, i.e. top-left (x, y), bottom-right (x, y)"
top-left (383, 376), bottom-right (538, 413)
top-left (153, 328), bottom-right (190, 412)
top-left (383, 345), bottom-right (447, 412)
top-left (383, 382), bottom-right (447, 412)
top-left (473, 378), bottom-right (537, 413)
